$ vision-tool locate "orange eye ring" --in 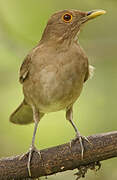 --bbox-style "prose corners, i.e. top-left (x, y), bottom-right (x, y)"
top-left (62, 13), bottom-right (72, 23)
